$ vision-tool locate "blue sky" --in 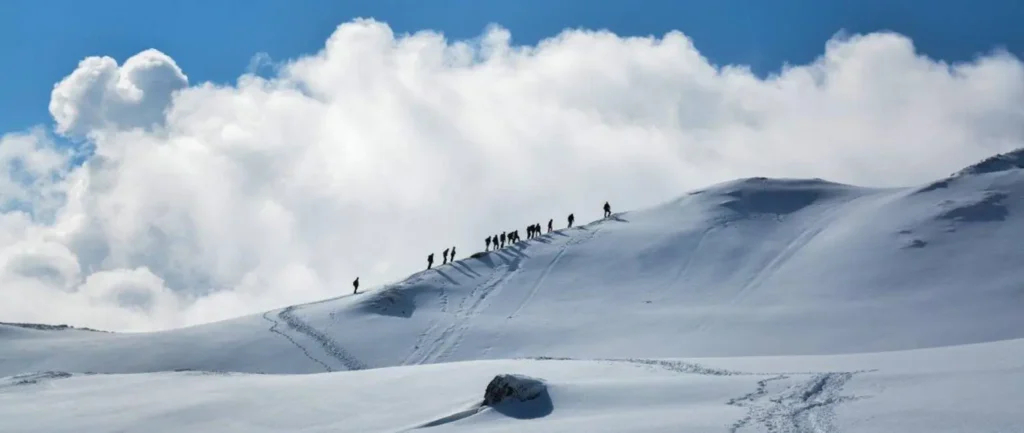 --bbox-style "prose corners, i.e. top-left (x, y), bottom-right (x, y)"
top-left (2, 0), bottom-right (1022, 135)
